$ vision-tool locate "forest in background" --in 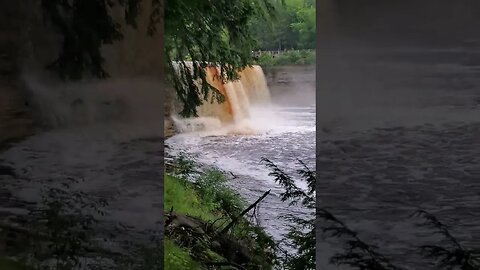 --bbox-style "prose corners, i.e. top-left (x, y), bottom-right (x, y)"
top-left (1, 1), bottom-right (316, 269)
top-left (250, 0), bottom-right (315, 51)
